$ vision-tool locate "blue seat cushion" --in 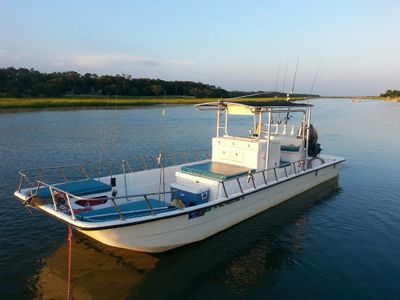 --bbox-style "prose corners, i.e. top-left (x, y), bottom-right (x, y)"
top-left (32, 179), bottom-right (112, 198)
top-left (77, 199), bottom-right (178, 221)
top-left (79, 198), bottom-right (168, 216)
